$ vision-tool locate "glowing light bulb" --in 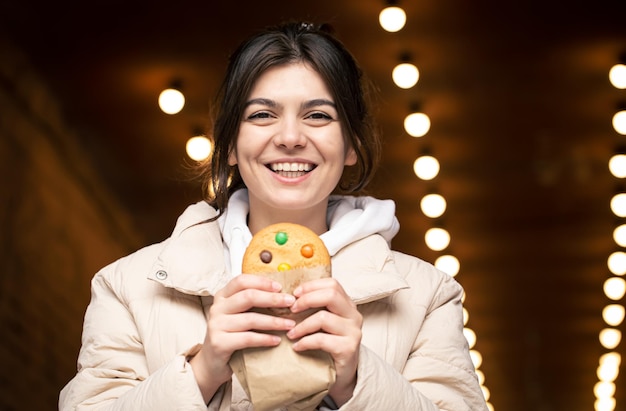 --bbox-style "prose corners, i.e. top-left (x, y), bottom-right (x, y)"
top-left (613, 110), bottom-right (626, 135)
top-left (404, 112), bottom-right (430, 137)
top-left (608, 251), bottom-right (626, 275)
top-left (614, 224), bottom-right (626, 246)
top-left (475, 369), bottom-right (485, 385)
top-left (425, 227), bottom-right (450, 251)
top-left (413, 155), bottom-right (440, 180)
top-left (594, 381), bottom-right (616, 398)
top-left (186, 135), bottom-right (212, 161)
top-left (392, 63), bottom-right (419, 89)
top-left (481, 386), bottom-right (490, 402)
top-left (469, 349), bottom-right (483, 369)
top-left (604, 277), bottom-right (626, 300)
top-left (609, 154), bottom-right (626, 178)
top-left (420, 193), bottom-right (446, 218)
top-left (610, 193), bottom-right (626, 217)
top-left (463, 327), bottom-right (477, 348)
top-left (599, 352), bottom-right (621, 368)
top-left (609, 64), bottom-right (626, 89)
top-left (435, 254), bottom-right (460, 276)
top-left (595, 397), bottom-right (616, 411)
top-left (379, 6), bottom-right (406, 32)
top-left (159, 88), bottom-right (185, 114)
top-left (599, 328), bottom-right (622, 352)
top-left (603, 304), bottom-right (625, 326)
